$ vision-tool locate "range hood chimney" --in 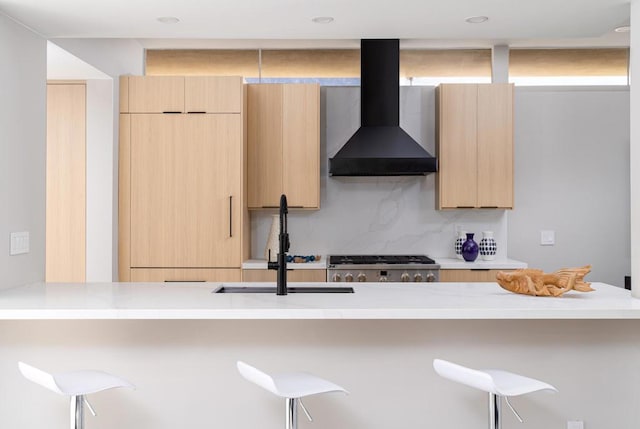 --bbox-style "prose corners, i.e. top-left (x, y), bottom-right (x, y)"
top-left (329, 39), bottom-right (438, 176)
